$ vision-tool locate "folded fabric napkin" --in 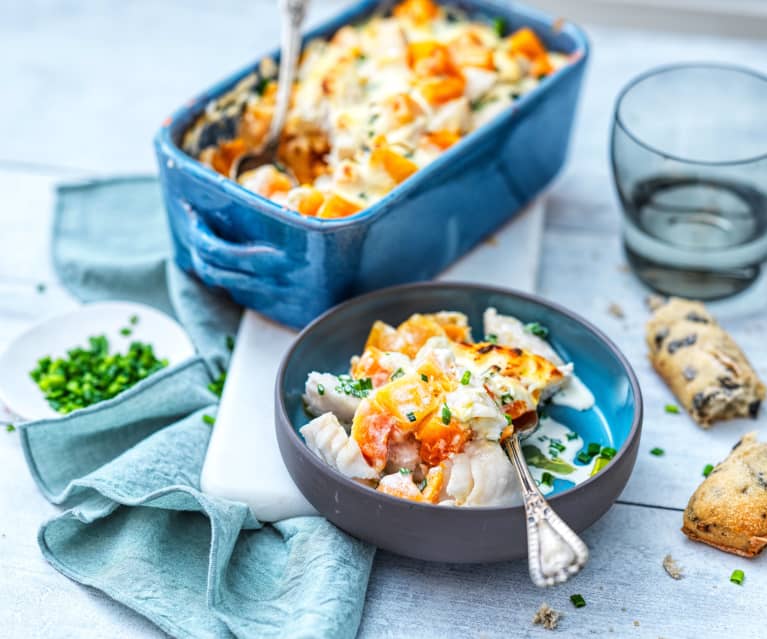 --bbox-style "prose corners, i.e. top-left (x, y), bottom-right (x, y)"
top-left (19, 177), bottom-right (375, 639)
